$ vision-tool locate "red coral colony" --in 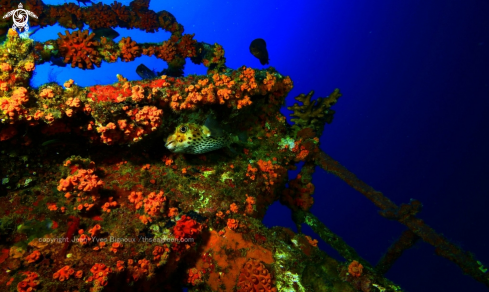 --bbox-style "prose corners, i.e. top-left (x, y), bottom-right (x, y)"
top-left (0, 1), bottom-right (487, 292)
